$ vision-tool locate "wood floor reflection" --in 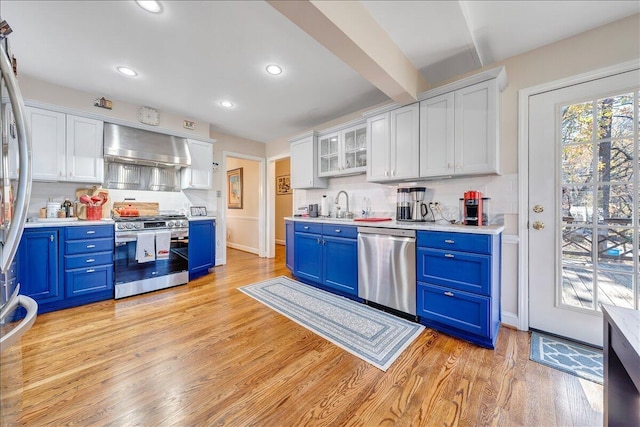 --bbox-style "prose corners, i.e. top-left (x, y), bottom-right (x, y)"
top-left (0, 247), bottom-right (603, 426)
